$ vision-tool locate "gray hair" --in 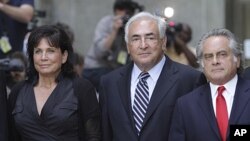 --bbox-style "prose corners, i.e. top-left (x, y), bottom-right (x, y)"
top-left (124, 11), bottom-right (166, 43)
top-left (196, 28), bottom-right (244, 73)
